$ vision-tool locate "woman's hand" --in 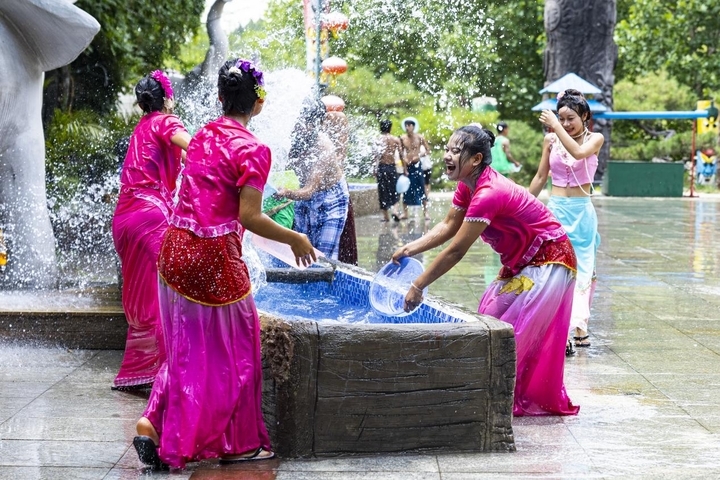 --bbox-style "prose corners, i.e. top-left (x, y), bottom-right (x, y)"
top-left (290, 233), bottom-right (316, 267)
top-left (391, 245), bottom-right (411, 265)
top-left (539, 109), bottom-right (561, 130)
top-left (403, 284), bottom-right (424, 312)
